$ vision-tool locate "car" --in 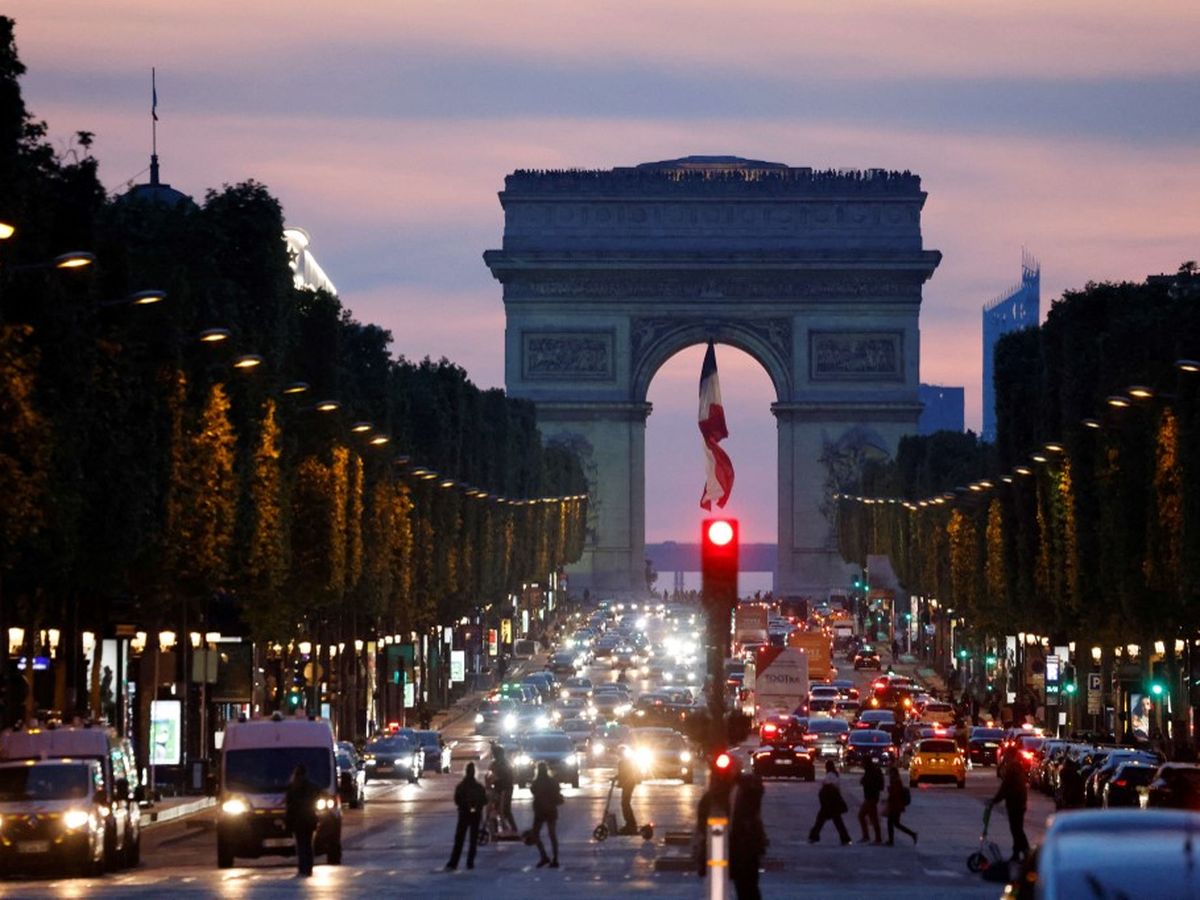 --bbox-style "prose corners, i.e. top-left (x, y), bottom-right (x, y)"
top-left (808, 697), bottom-right (838, 719)
top-left (413, 730), bottom-right (453, 774)
top-left (509, 707), bottom-right (553, 736)
top-left (363, 735), bottom-right (423, 783)
top-left (1103, 761), bottom-right (1156, 808)
top-left (844, 730), bottom-right (897, 769)
top-left (853, 647), bottom-right (882, 669)
top-left (336, 750), bottom-right (366, 808)
top-left (593, 693), bottom-right (630, 720)
top-left (0, 725), bottom-right (141, 871)
top-left (900, 723), bottom-right (947, 763)
top-left (751, 740), bottom-right (815, 780)
top-left (966, 727), bottom-right (1006, 767)
top-left (802, 718), bottom-right (850, 761)
top-left (548, 652), bottom-right (578, 677)
top-left (835, 700), bottom-right (861, 723)
top-left (810, 685), bottom-right (839, 701)
top-left (558, 717), bottom-right (595, 752)
top-left (918, 701), bottom-right (955, 726)
top-left (553, 696), bottom-right (594, 721)
top-left (627, 728), bottom-right (694, 783)
top-left (1085, 750), bottom-right (1162, 807)
top-left (1140, 762), bottom-right (1200, 809)
top-left (475, 698), bottom-right (521, 735)
top-left (514, 731), bottom-right (581, 788)
top-left (0, 758), bottom-right (108, 875)
top-left (909, 737), bottom-right (965, 788)
top-left (830, 680), bottom-right (860, 702)
top-left (561, 677), bottom-right (594, 701)
top-left (589, 722), bottom-right (633, 765)
top-left (1005, 810), bottom-right (1200, 899)
top-left (856, 709), bottom-right (897, 732)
